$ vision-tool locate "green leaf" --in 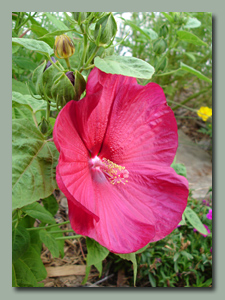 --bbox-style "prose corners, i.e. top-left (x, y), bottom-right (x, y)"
top-left (125, 20), bottom-right (158, 40)
top-left (86, 237), bottom-right (109, 268)
top-left (12, 37), bottom-right (54, 56)
top-left (44, 12), bottom-right (69, 30)
top-left (39, 230), bottom-right (60, 258)
top-left (22, 202), bottom-right (56, 224)
top-left (47, 226), bottom-right (64, 258)
top-left (12, 226), bottom-right (30, 263)
top-left (116, 253), bottom-right (137, 286)
top-left (180, 62), bottom-right (212, 84)
top-left (12, 265), bottom-right (18, 287)
top-left (12, 245), bottom-right (47, 287)
top-left (178, 213), bottom-right (186, 226)
top-left (49, 117), bottom-right (56, 128)
top-left (12, 79), bottom-right (30, 95)
top-left (12, 44), bottom-right (20, 54)
top-left (148, 272), bottom-right (156, 287)
top-left (44, 13), bottom-right (73, 40)
top-left (19, 215), bottom-right (36, 228)
top-left (12, 57), bottom-right (37, 71)
top-left (38, 29), bottom-right (74, 39)
top-left (142, 28), bottom-right (158, 40)
top-left (184, 207), bottom-right (208, 235)
top-left (184, 52), bottom-right (196, 62)
top-left (12, 101), bottom-right (34, 122)
top-left (161, 12), bottom-right (174, 23)
top-left (201, 278), bottom-right (212, 287)
top-left (30, 24), bottom-right (54, 47)
top-left (184, 17), bottom-right (201, 29)
top-left (93, 261), bottom-right (103, 277)
top-left (13, 259), bottom-right (38, 287)
top-left (171, 162), bottom-right (187, 178)
top-left (12, 118), bottom-right (59, 210)
top-left (29, 230), bottom-right (43, 255)
top-left (94, 55), bottom-right (155, 79)
top-left (180, 250), bottom-right (193, 260)
top-left (12, 92), bottom-right (48, 113)
top-left (82, 265), bottom-right (91, 285)
top-left (177, 30), bottom-right (208, 46)
top-left (42, 194), bottom-right (59, 216)
top-left (173, 252), bottom-right (180, 262)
